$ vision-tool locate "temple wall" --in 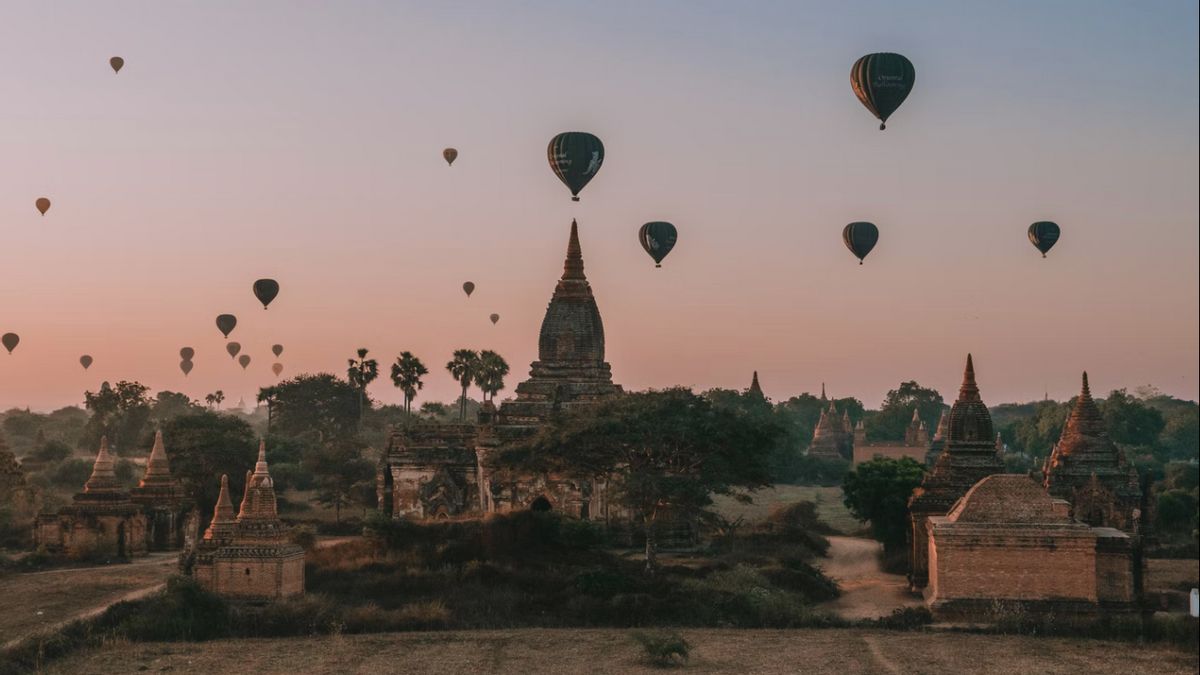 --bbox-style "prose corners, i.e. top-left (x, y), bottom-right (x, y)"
top-left (853, 444), bottom-right (926, 466)
top-left (199, 553), bottom-right (305, 600)
top-left (35, 512), bottom-right (147, 559)
top-left (1095, 535), bottom-right (1136, 604)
